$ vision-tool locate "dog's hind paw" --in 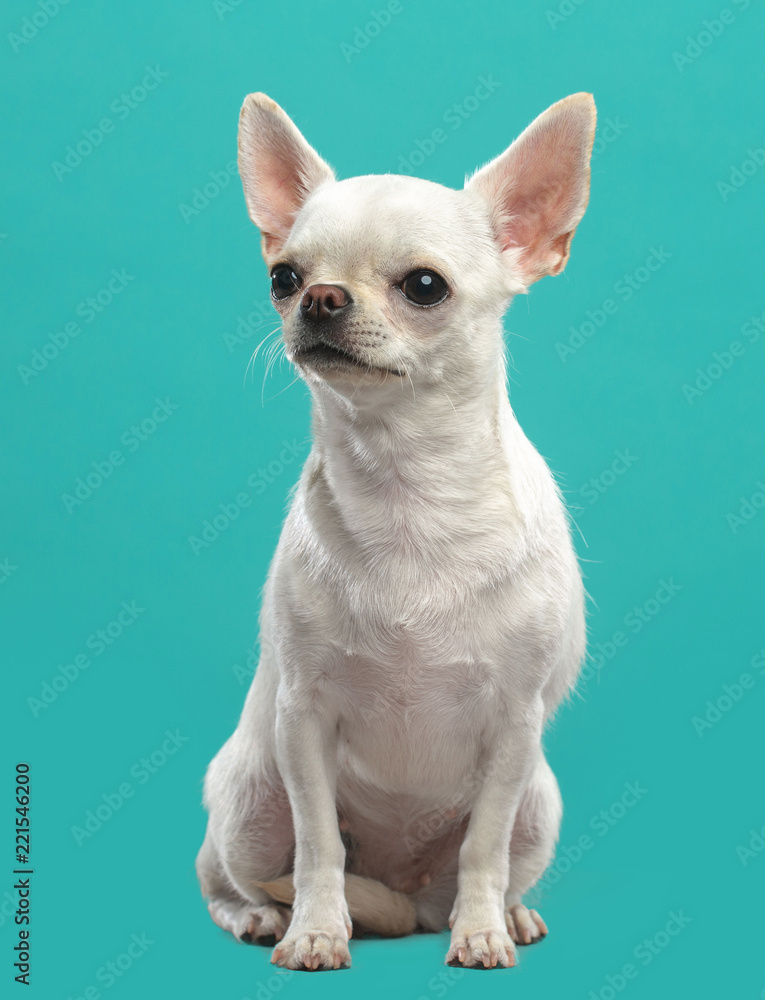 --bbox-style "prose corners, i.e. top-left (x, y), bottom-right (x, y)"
top-left (208, 899), bottom-right (291, 944)
top-left (505, 904), bottom-right (547, 945)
